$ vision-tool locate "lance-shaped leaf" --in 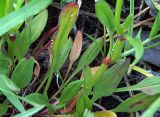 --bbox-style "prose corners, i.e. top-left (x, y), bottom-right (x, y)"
top-left (126, 31), bottom-right (144, 73)
top-left (149, 11), bottom-right (160, 39)
top-left (69, 39), bottom-right (103, 80)
top-left (0, 0), bottom-right (52, 36)
top-left (115, 0), bottom-right (123, 34)
top-left (11, 57), bottom-right (34, 88)
top-left (52, 3), bottom-right (79, 72)
top-left (69, 30), bottom-right (82, 63)
top-left (14, 105), bottom-right (44, 117)
top-left (92, 59), bottom-right (130, 102)
top-left (95, 0), bottom-right (115, 34)
top-left (28, 10), bottom-right (48, 44)
top-left (122, 14), bottom-right (134, 32)
top-left (113, 93), bottom-right (160, 112)
top-left (115, 76), bottom-right (160, 95)
top-left (0, 75), bottom-right (25, 112)
top-left (65, 30), bottom-right (82, 78)
top-left (59, 80), bottom-right (83, 104)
